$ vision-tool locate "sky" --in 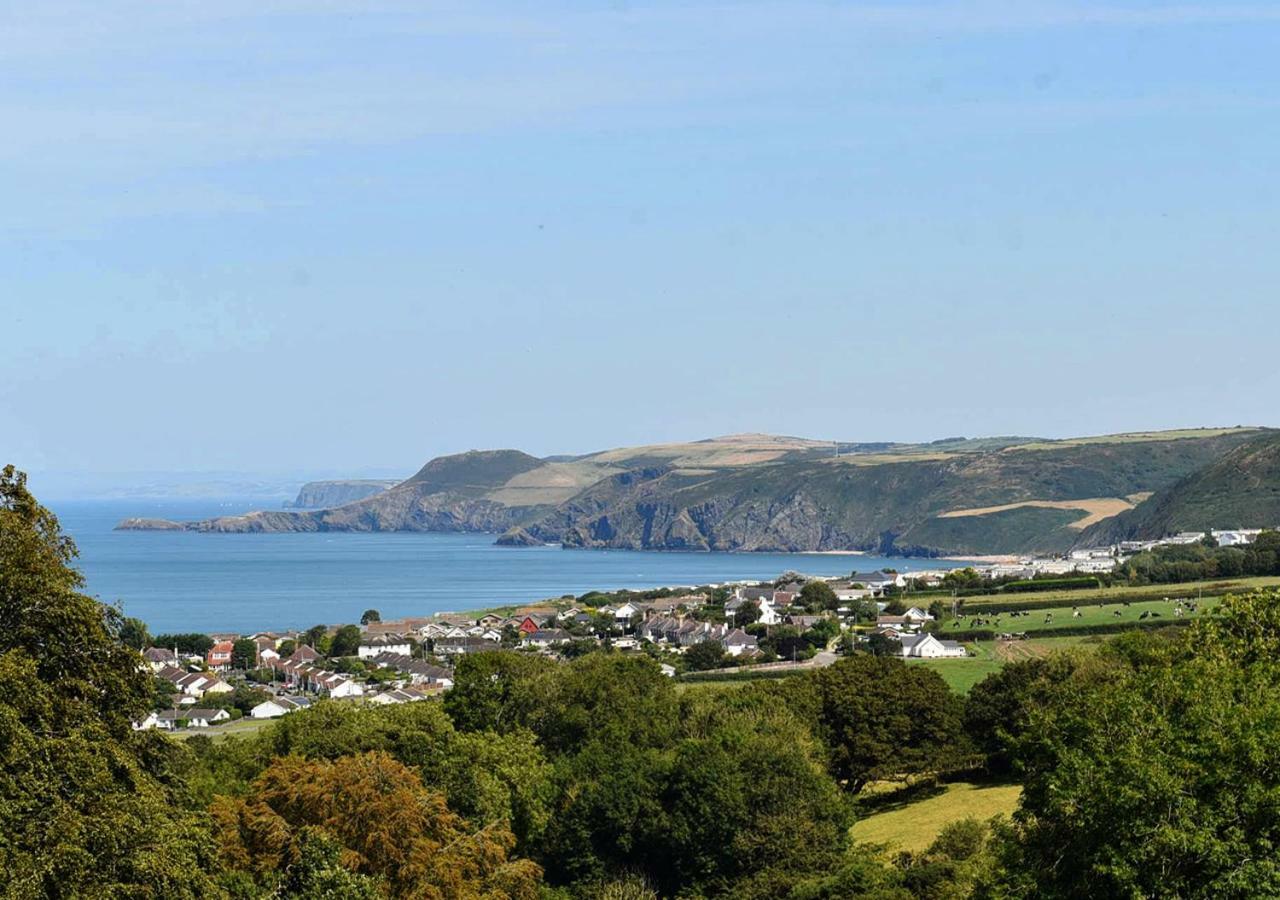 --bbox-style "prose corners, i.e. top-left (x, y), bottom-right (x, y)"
top-left (4, 1), bottom-right (1280, 490)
